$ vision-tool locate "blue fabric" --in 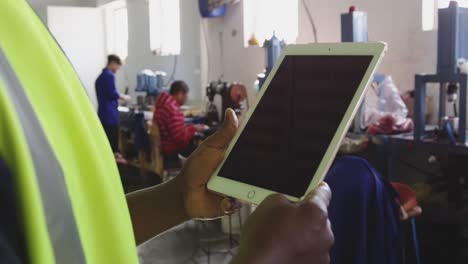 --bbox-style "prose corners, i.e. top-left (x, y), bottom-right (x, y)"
top-left (0, 156), bottom-right (25, 263)
top-left (325, 156), bottom-right (402, 264)
top-left (95, 68), bottom-right (120, 125)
